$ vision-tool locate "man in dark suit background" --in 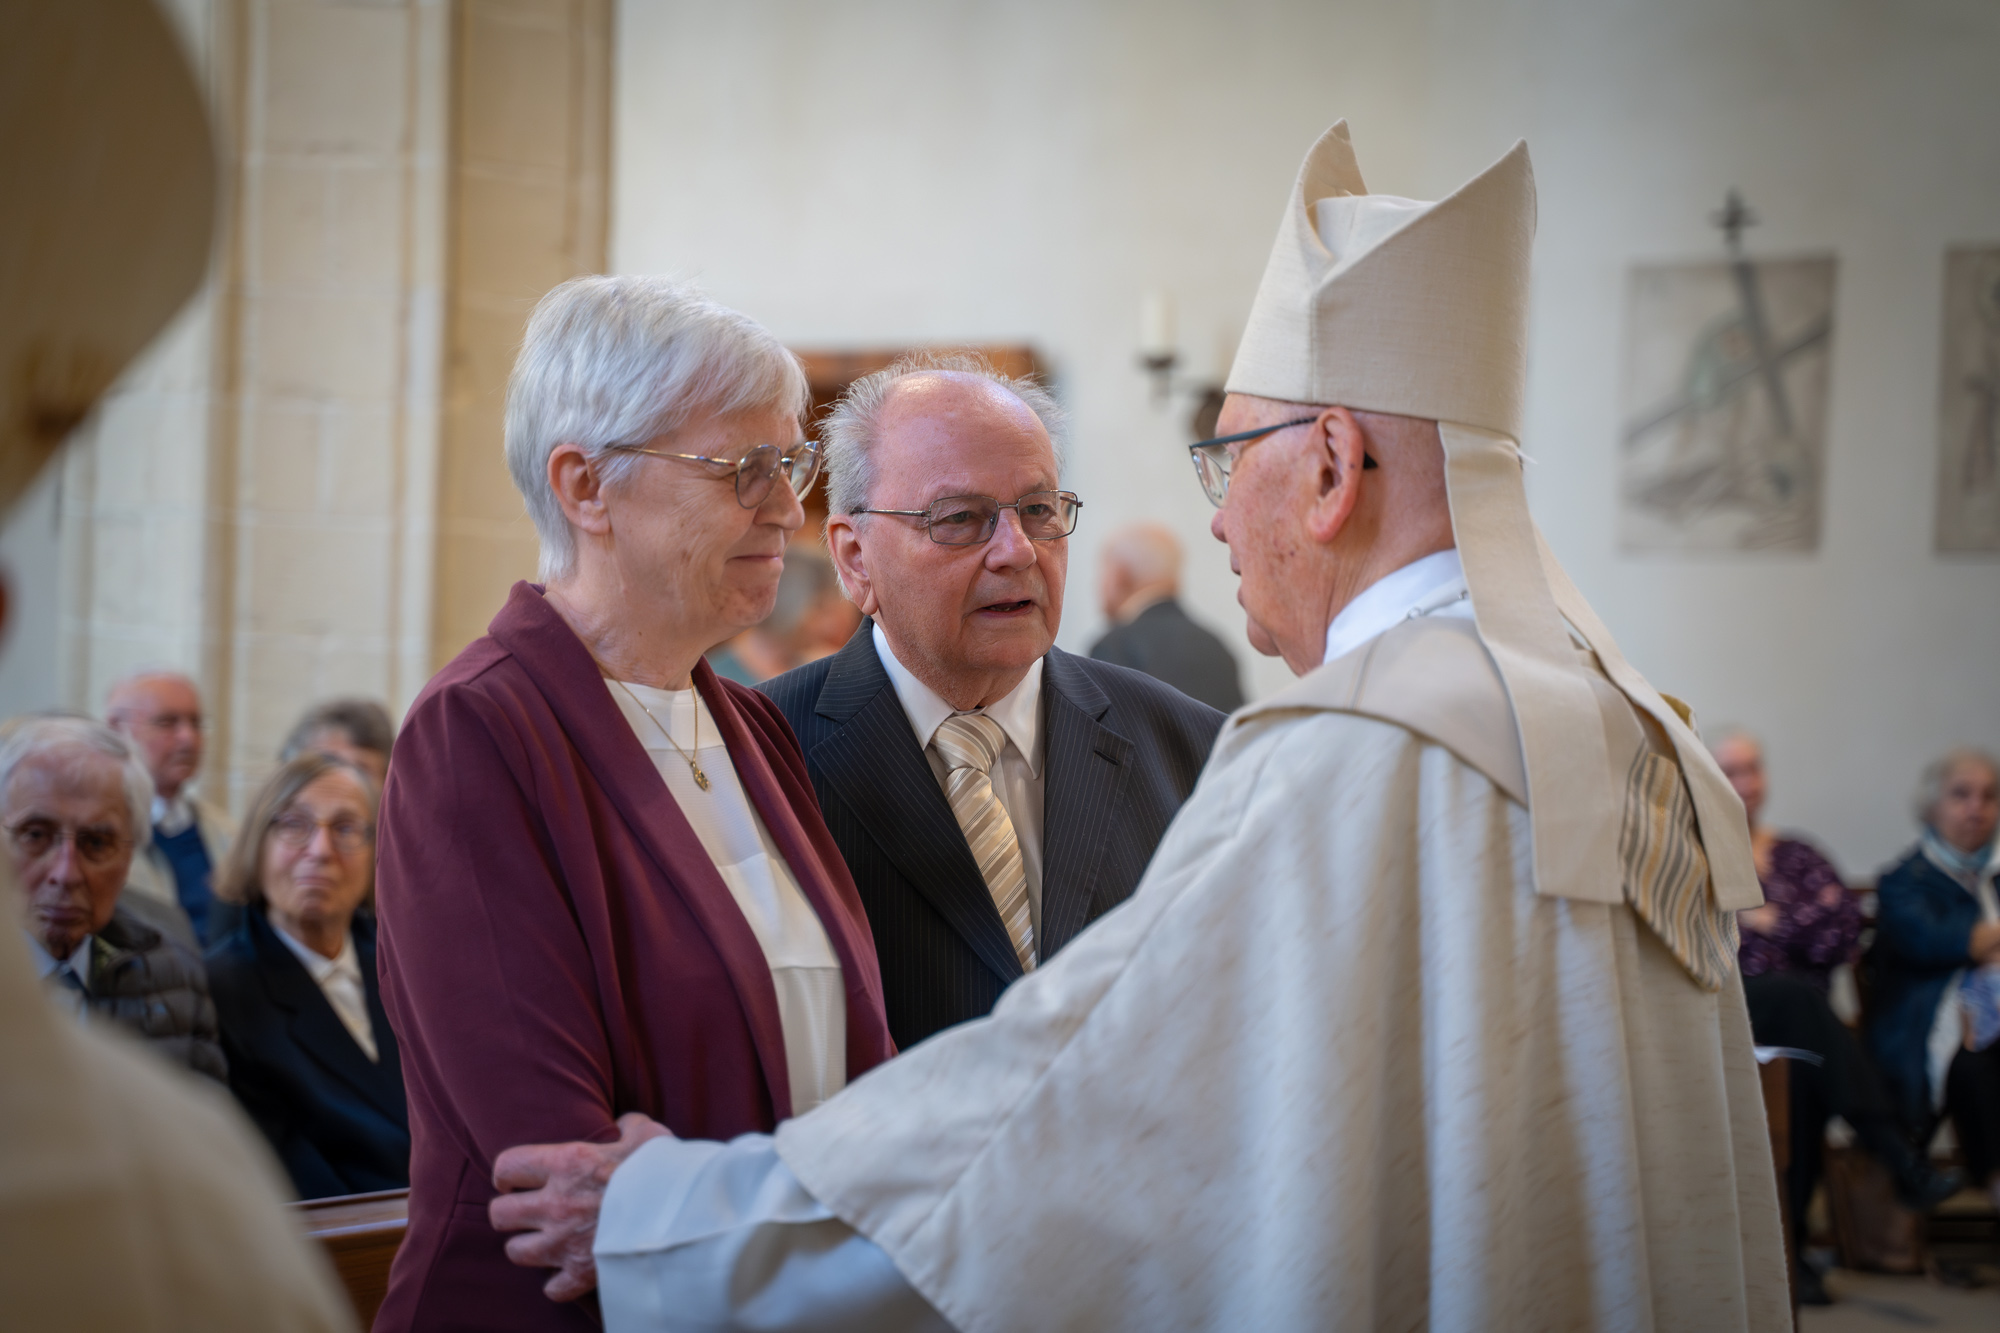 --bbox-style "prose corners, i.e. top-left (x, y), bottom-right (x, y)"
top-left (761, 353), bottom-right (1223, 1048)
top-left (1090, 521), bottom-right (1246, 712)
